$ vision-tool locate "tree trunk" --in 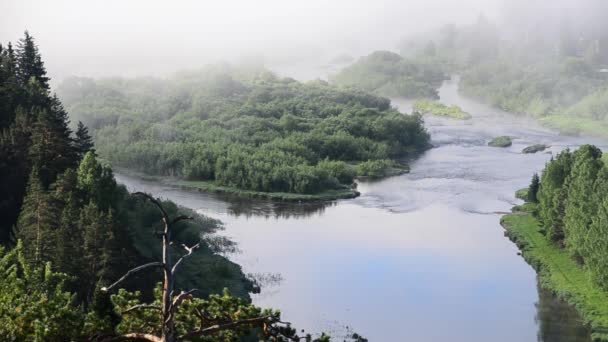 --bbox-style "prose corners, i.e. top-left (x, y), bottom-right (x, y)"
top-left (161, 218), bottom-right (175, 342)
